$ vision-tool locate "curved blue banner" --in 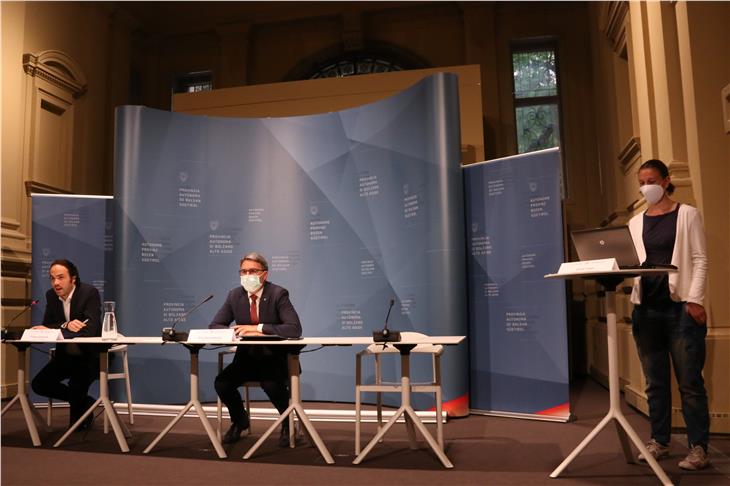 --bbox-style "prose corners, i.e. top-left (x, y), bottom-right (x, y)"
top-left (114, 73), bottom-right (469, 411)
